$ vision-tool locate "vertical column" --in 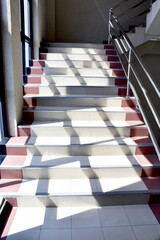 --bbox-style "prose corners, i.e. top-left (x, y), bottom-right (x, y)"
top-left (0, 0), bottom-right (23, 137)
